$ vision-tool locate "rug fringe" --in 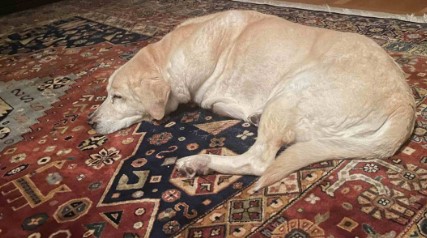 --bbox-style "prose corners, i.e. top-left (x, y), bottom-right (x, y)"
top-left (233, 0), bottom-right (427, 23)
